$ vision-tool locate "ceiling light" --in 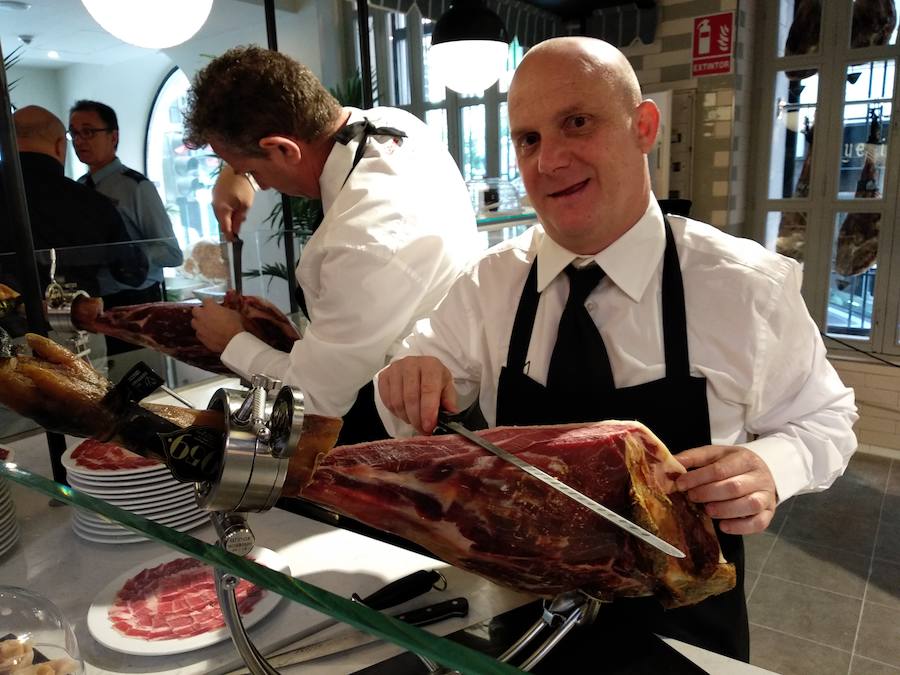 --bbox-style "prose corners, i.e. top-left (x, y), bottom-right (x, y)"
top-left (430, 0), bottom-right (510, 96)
top-left (47, 50), bottom-right (59, 59)
top-left (0, 1), bottom-right (31, 11)
top-left (80, 0), bottom-right (213, 49)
